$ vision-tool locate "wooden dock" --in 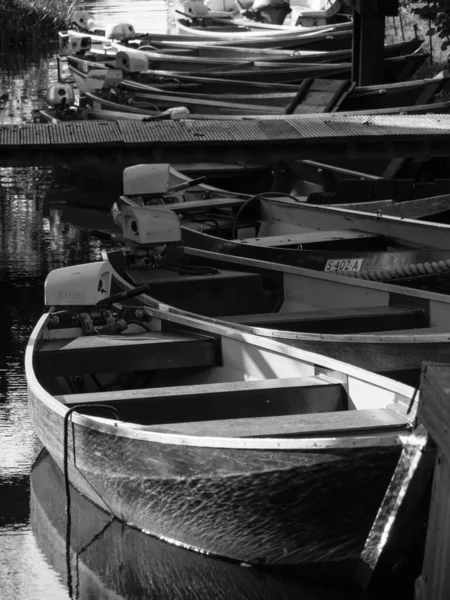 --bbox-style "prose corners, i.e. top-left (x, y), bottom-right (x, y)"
top-left (416, 363), bottom-right (450, 600)
top-left (2, 114), bottom-right (450, 166)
